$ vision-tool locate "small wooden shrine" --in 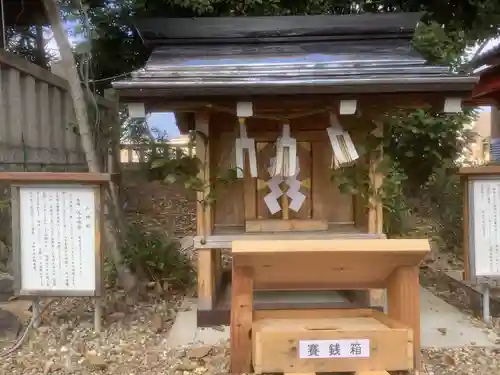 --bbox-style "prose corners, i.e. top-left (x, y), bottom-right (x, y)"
top-left (114, 12), bottom-right (477, 374)
top-left (469, 44), bottom-right (500, 162)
